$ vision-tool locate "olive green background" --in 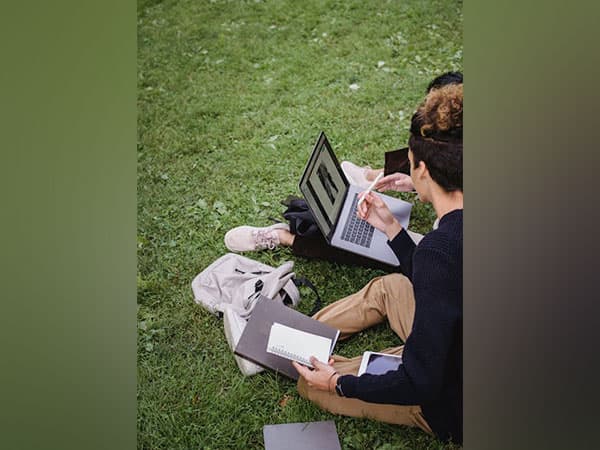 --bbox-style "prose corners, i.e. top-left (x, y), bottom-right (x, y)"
top-left (0, 2), bottom-right (136, 450)
top-left (1, 1), bottom-right (598, 449)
